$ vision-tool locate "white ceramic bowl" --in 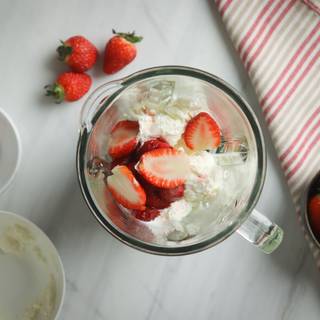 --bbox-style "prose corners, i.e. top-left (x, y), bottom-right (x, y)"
top-left (0, 211), bottom-right (65, 319)
top-left (0, 109), bottom-right (21, 195)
